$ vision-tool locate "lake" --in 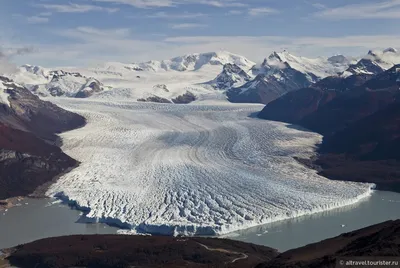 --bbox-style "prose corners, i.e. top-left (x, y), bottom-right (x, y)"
top-left (1, 190), bottom-right (399, 251)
